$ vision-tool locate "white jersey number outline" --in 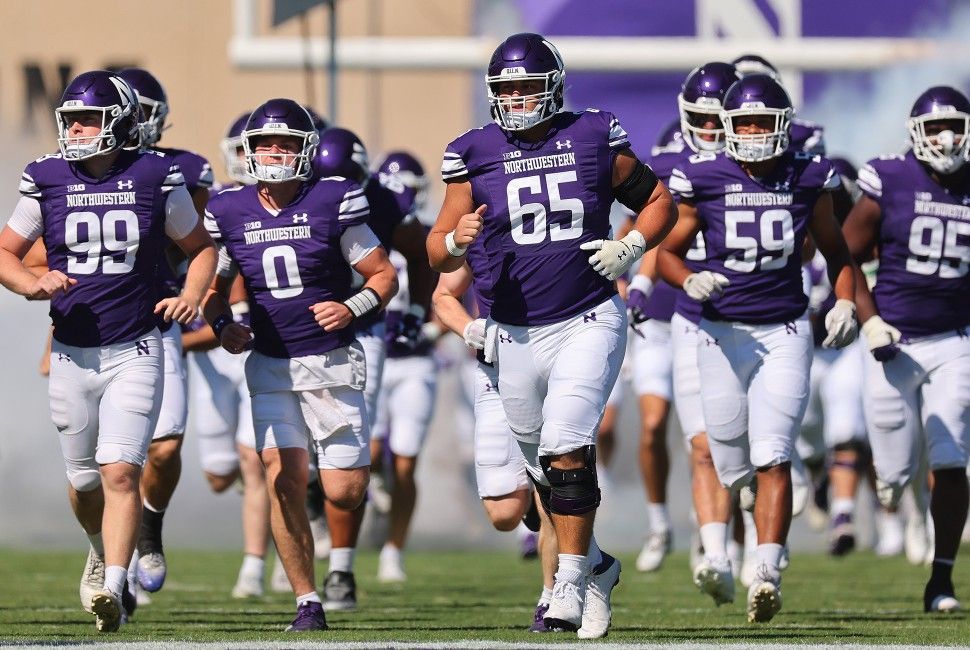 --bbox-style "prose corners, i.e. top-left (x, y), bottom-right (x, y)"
top-left (905, 215), bottom-right (970, 278)
top-left (723, 209), bottom-right (795, 273)
top-left (65, 209), bottom-right (140, 275)
top-left (507, 171), bottom-right (584, 245)
top-left (262, 245), bottom-right (304, 298)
